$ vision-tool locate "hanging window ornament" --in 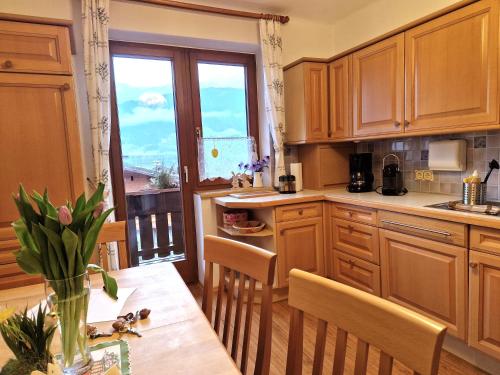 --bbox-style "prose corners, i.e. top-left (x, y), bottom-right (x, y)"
top-left (211, 140), bottom-right (219, 158)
